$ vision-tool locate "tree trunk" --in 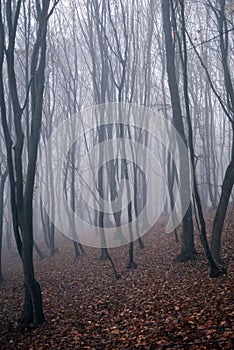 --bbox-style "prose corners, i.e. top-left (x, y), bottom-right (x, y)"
top-left (211, 158), bottom-right (234, 262)
top-left (0, 169), bottom-right (7, 283)
top-left (210, 0), bottom-right (234, 263)
top-left (162, 0), bottom-right (196, 261)
top-left (0, 0), bottom-right (57, 325)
